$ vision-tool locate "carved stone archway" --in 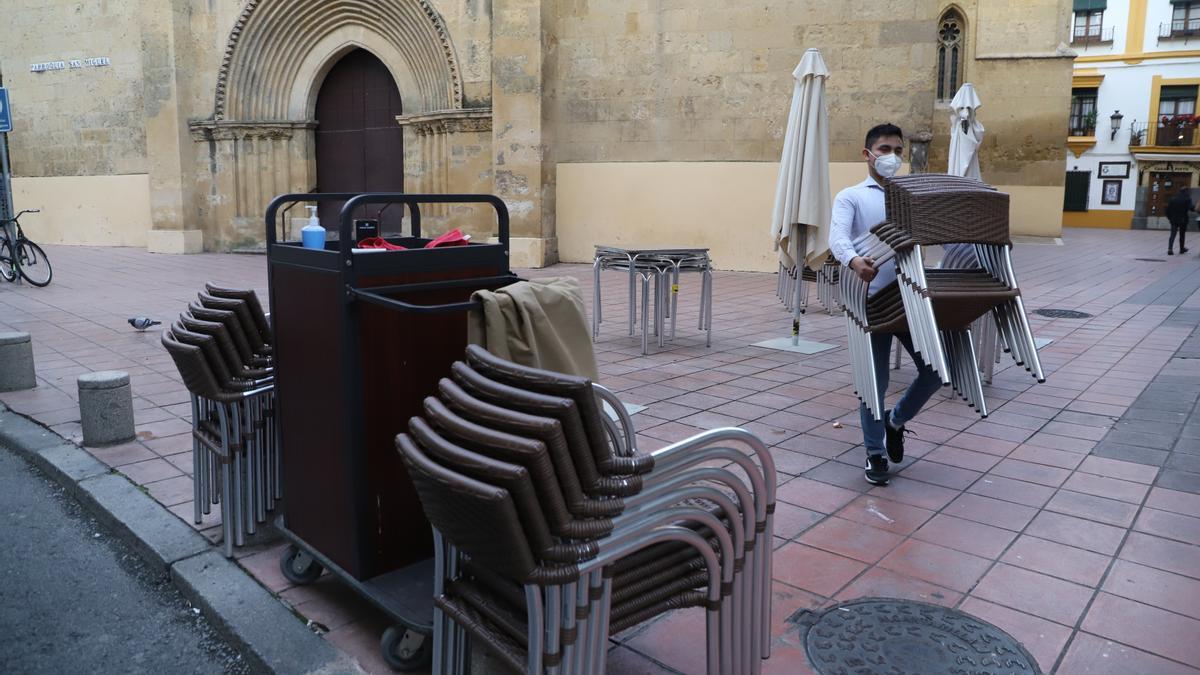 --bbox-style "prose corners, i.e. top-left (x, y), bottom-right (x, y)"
top-left (190, 0), bottom-right (473, 250)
